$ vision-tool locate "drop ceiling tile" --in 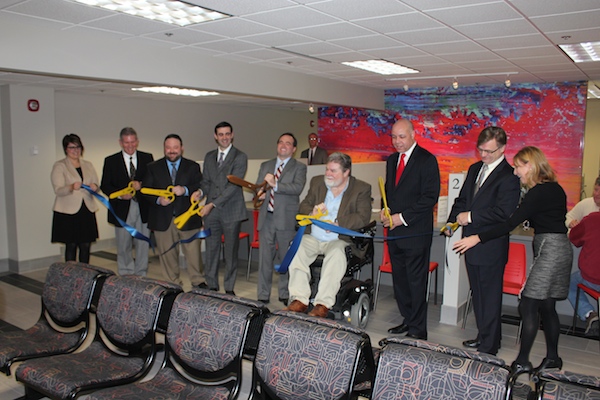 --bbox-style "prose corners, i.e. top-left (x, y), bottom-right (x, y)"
top-left (478, 34), bottom-right (551, 50)
top-left (182, 0), bottom-right (296, 17)
top-left (6, 0), bottom-right (112, 24)
top-left (354, 12), bottom-right (442, 34)
top-left (189, 18), bottom-right (274, 38)
top-left (292, 22), bottom-right (375, 41)
top-left (416, 40), bottom-right (485, 54)
top-left (237, 48), bottom-right (293, 61)
top-left (439, 51), bottom-right (503, 62)
top-left (193, 39), bottom-right (264, 53)
top-left (329, 35), bottom-right (404, 51)
top-left (242, 30), bottom-right (316, 47)
top-left (279, 41), bottom-right (349, 56)
top-left (310, 0), bottom-right (413, 21)
top-left (83, 14), bottom-right (172, 36)
top-left (547, 28), bottom-right (600, 44)
top-left (454, 19), bottom-right (537, 39)
top-left (401, 0), bottom-right (498, 11)
top-left (144, 28), bottom-right (225, 45)
top-left (244, 6), bottom-right (338, 30)
top-left (531, 10), bottom-right (600, 32)
top-left (427, 2), bottom-right (522, 26)
top-left (495, 46), bottom-right (563, 58)
top-left (389, 27), bottom-right (467, 46)
top-left (508, 0), bottom-right (600, 18)
top-left (360, 46), bottom-right (429, 60)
